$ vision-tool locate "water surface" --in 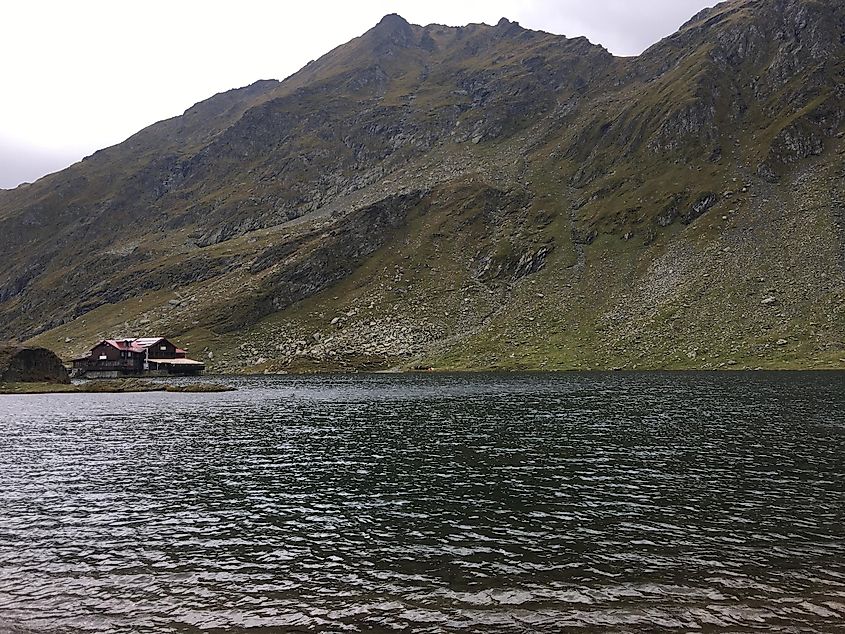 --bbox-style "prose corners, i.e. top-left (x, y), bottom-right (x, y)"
top-left (1, 372), bottom-right (844, 632)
